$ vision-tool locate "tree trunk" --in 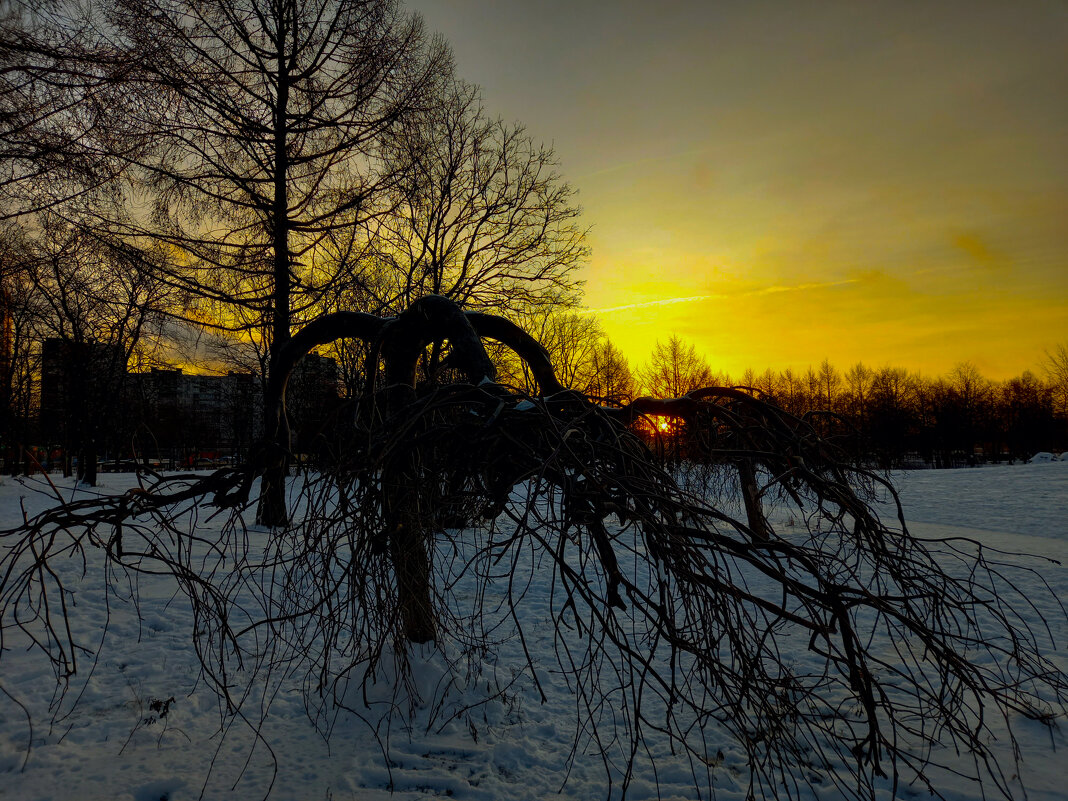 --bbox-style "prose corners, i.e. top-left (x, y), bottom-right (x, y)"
top-left (738, 459), bottom-right (770, 541)
top-left (376, 297), bottom-right (499, 643)
top-left (381, 368), bottom-right (437, 642)
top-left (391, 537), bottom-right (436, 643)
top-left (256, 369), bottom-right (289, 526)
top-left (81, 443), bottom-right (97, 487)
top-left (384, 455), bottom-right (436, 644)
top-left (255, 40), bottom-right (293, 528)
